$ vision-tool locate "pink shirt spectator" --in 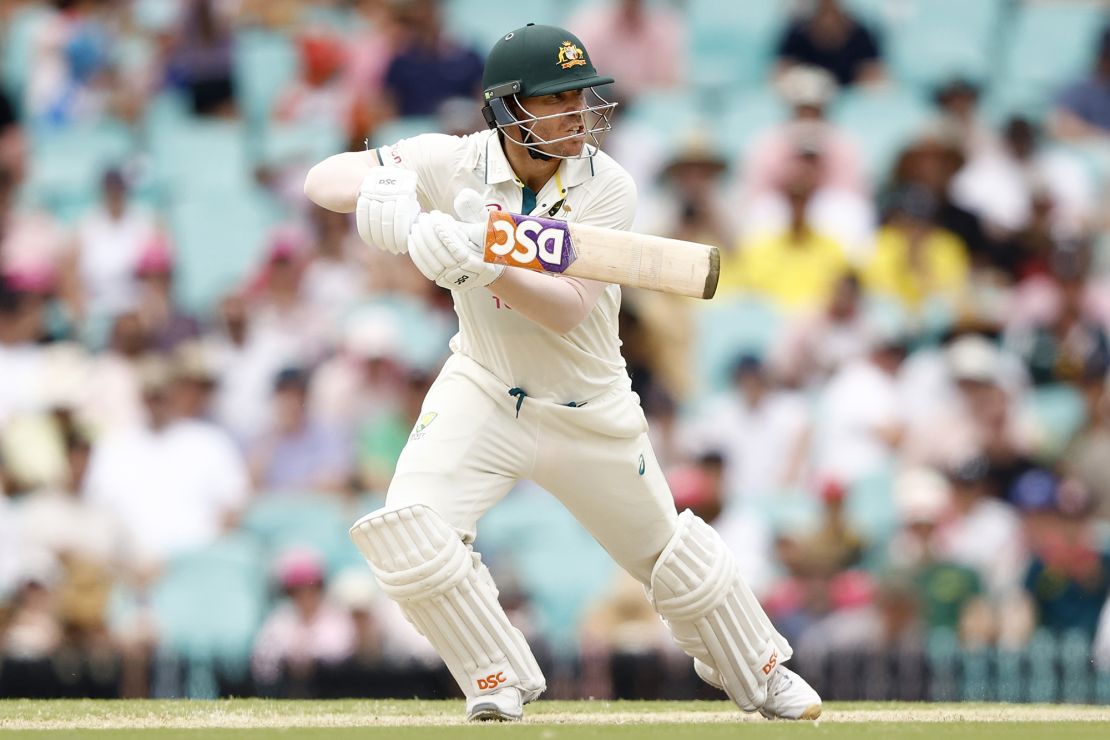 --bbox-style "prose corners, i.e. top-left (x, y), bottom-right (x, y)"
top-left (743, 120), bottom-right (867, 197)
top-left (568, 0), bottom-right (686, 98)
top-left (251, 599), bottom-right (357, 684)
